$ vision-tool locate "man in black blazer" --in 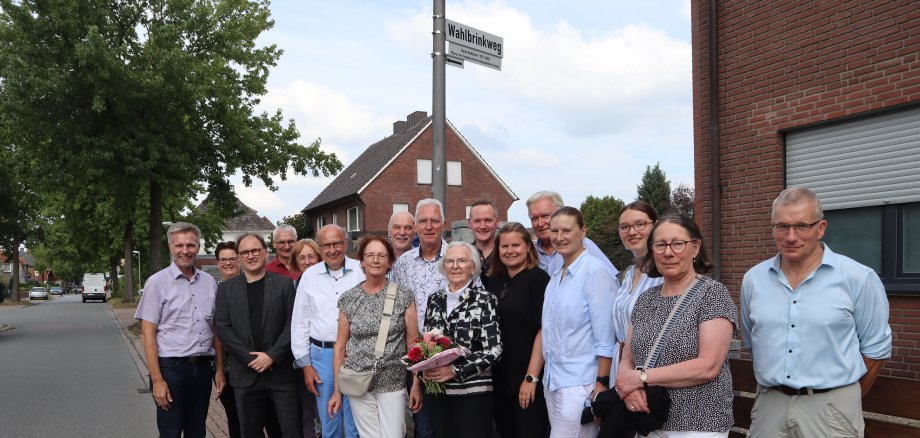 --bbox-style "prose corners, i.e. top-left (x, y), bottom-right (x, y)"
top-left (215, 233), bottom-right (302, 438)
